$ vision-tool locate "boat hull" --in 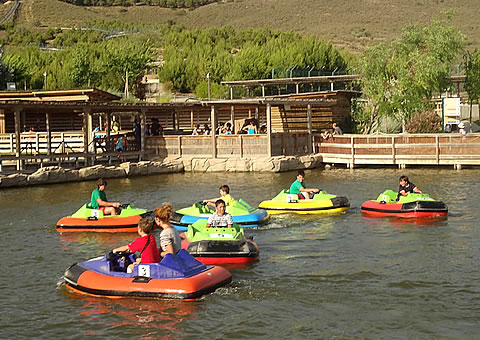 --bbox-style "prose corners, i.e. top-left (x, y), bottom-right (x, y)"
top-left (181, 238), bottom-right (259, 265)
top-left (171, 209), bottom-right (269, 231)
top-left (361, 200), bottom-right (448, 218)
top-left (259, 196), bottom-right (350, 215)
top-left (64, 252), bottom-right (232, 300)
